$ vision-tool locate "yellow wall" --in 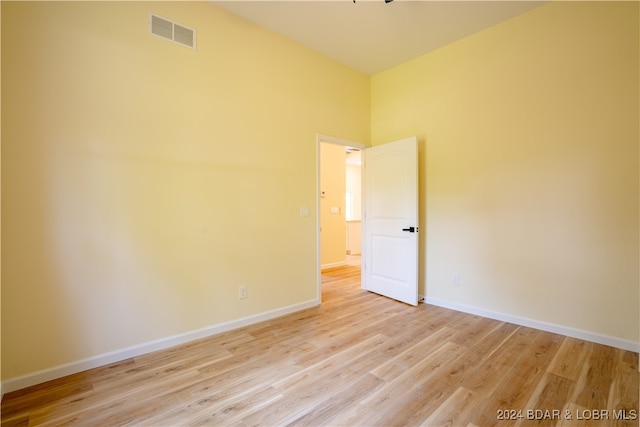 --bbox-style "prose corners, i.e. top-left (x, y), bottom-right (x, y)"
top-left (1, 1), bottom-right (370, 380)
top-left (320, 143), bottom-right (347, 267)
top-left (372, 1), bottom-right (639, 343)
top-left (346, 154), bottom-right (362, 255)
